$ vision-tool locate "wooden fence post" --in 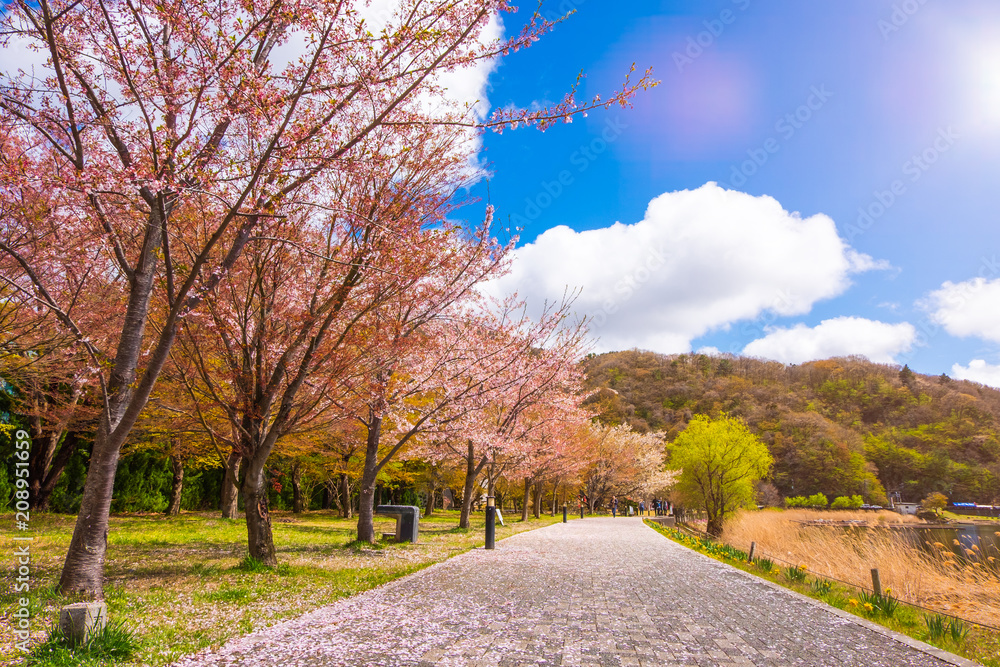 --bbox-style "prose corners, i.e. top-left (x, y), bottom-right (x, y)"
top-left (871, 568), bottom-right (882, 596)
